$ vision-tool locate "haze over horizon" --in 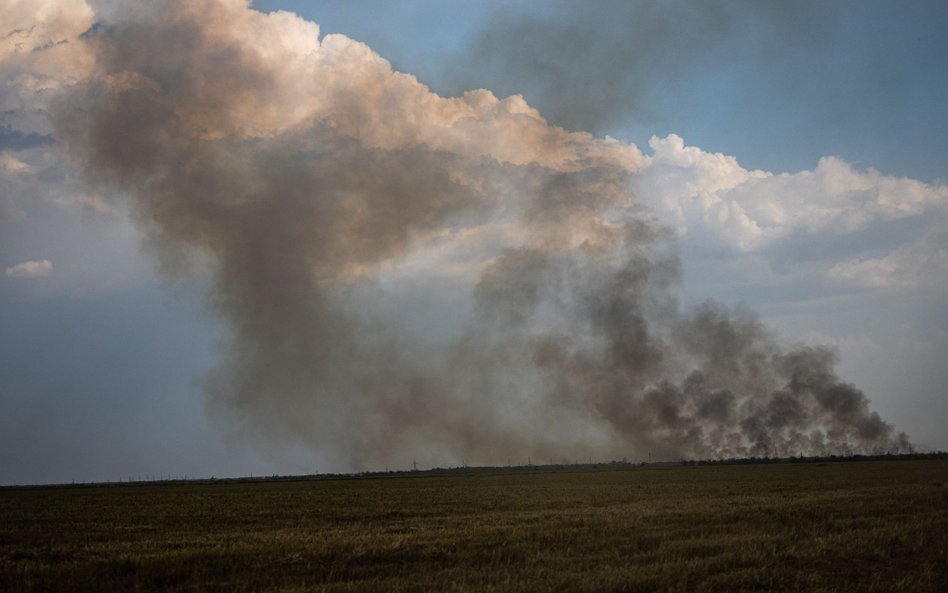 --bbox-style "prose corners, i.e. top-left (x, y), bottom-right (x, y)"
top-left (1, 0), bottom-right (946, 485)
